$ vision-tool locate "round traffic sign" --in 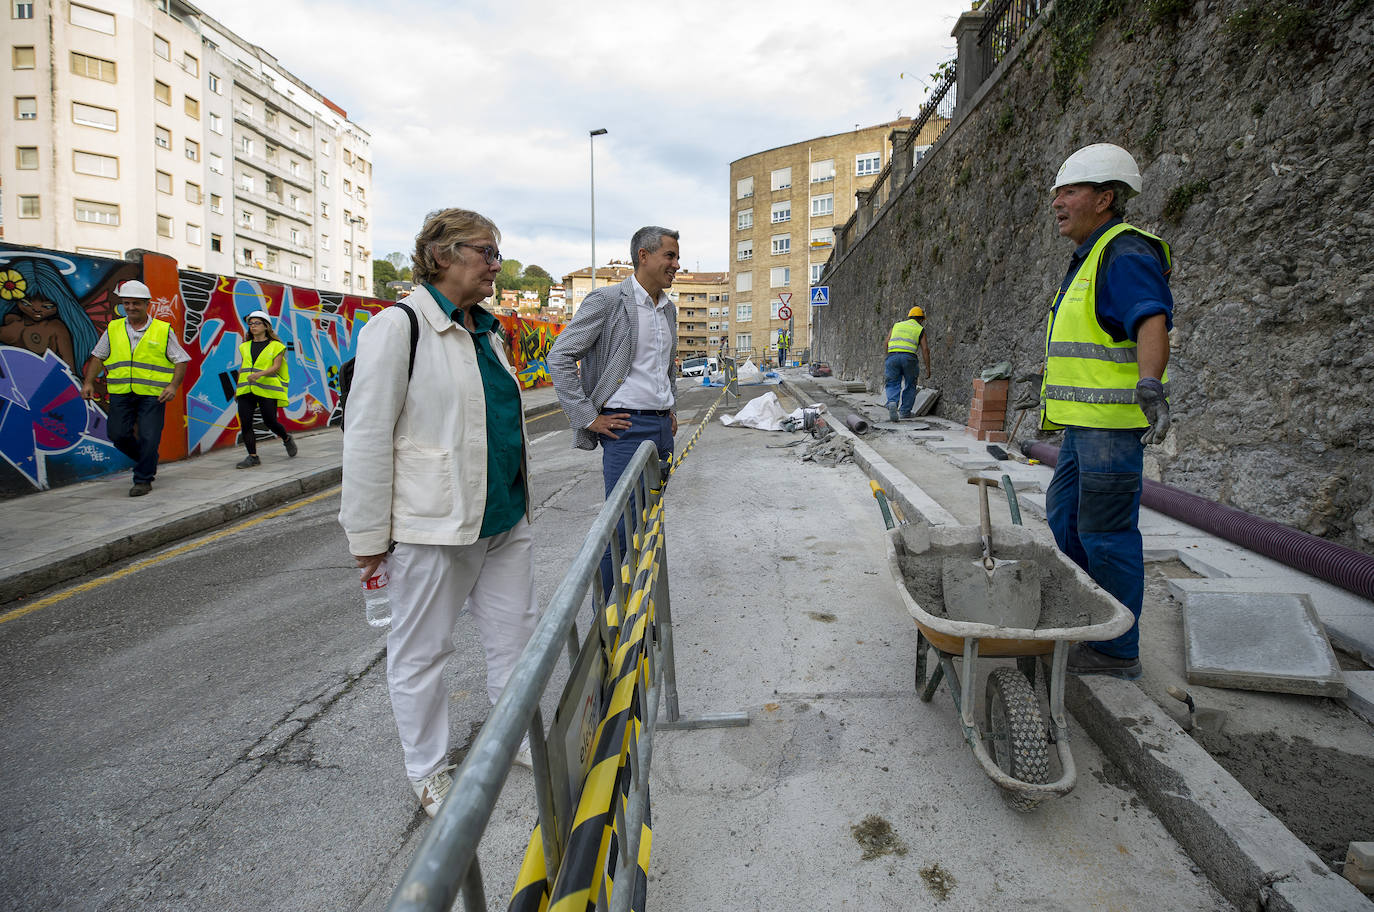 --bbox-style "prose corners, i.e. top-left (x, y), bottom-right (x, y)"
top-left (778, 305), bottom-right (792, 320)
